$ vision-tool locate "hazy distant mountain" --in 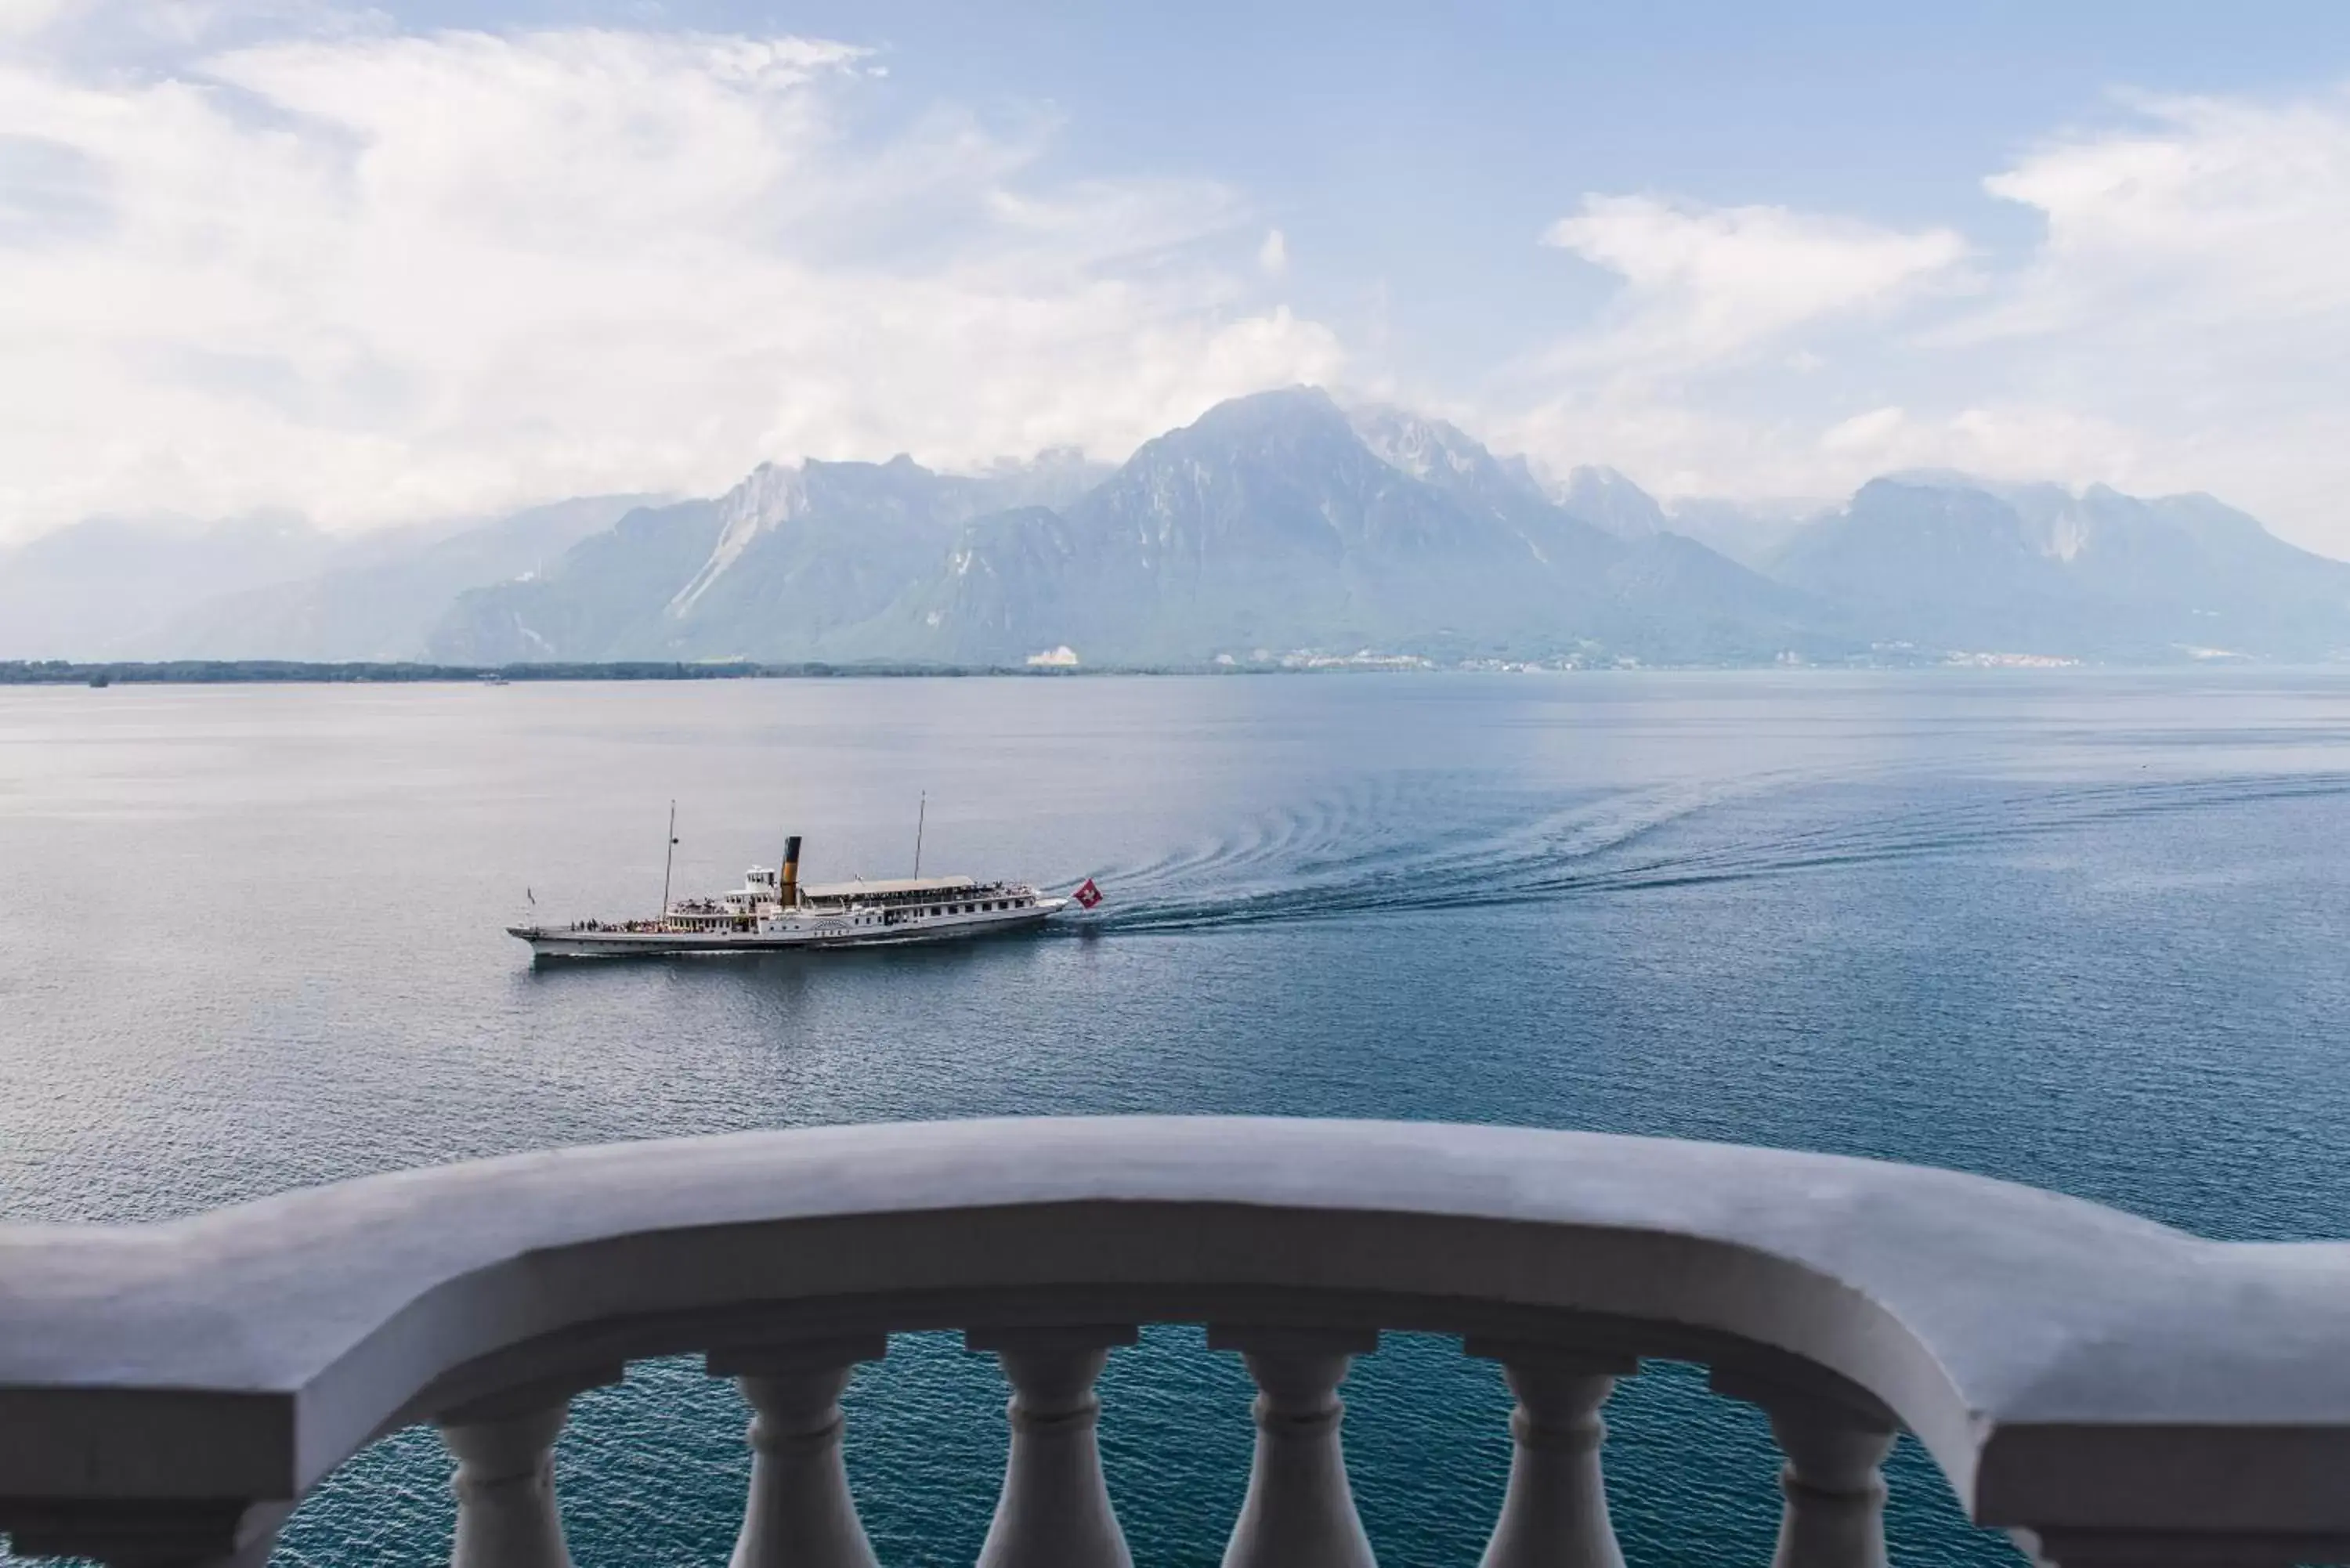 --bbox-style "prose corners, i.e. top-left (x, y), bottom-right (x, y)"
top-left (1350, 404), bottom-right (1549, 514)
top-left (0, 514), bottom-right (343, 658)
top-left (428, 498), bottom-right (726, 662)
top-left (429, 386), bottom-right (1835, 666)
top-left (1776, 479), bottom-right (2067, 638)
top-left (13, 392), bottom-right (2342, 667)
top-left (1553, 466), bottom-right (1669, 540)
top-left (964, 446), bottom-right (1117, 511)
top-left (1659, 497), bottom-right (1828, 569)
top-left (143, 496), bottom-right (655, 659)
top-left (430, 453), bottom-right (1078, 663)
top-left (924, 388), bottom-right (1823, 664)
top-left (1348, 405), bottom-right (1622, 576)
top-left (902, 388), bottom-right (1607, 663)
top-left (1770, 474), bottom-right (2350, 659)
